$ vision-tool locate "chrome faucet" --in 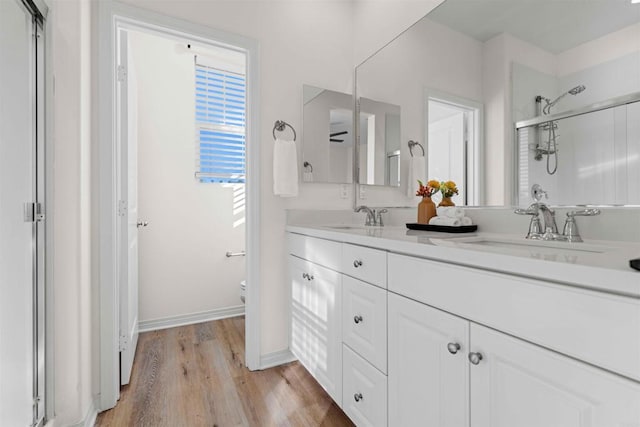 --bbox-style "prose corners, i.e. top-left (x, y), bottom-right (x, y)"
top-left (355, 206), bottom-right (387, 226)
top-left (515, 185), bottom-right (600, 241)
